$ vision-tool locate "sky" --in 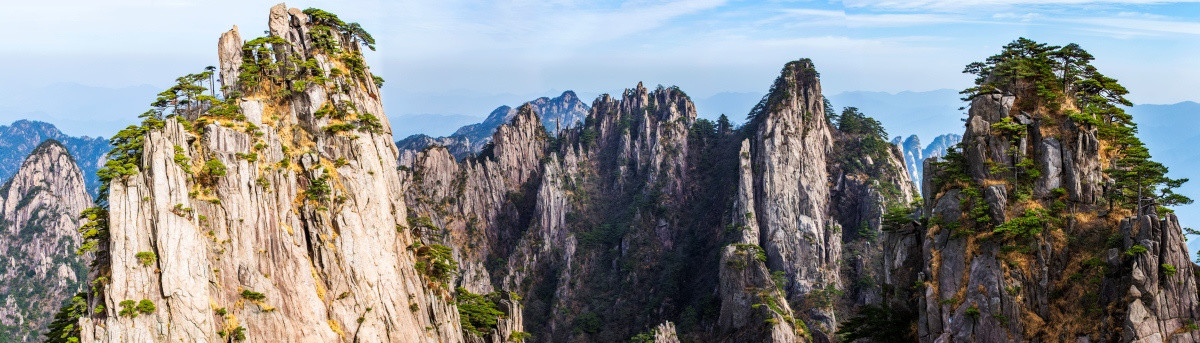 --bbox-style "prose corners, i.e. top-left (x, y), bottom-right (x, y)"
top-left (0, 1), bottom-right (1198, 248)
top-left (1, 0), bottom-right (1199, 138)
